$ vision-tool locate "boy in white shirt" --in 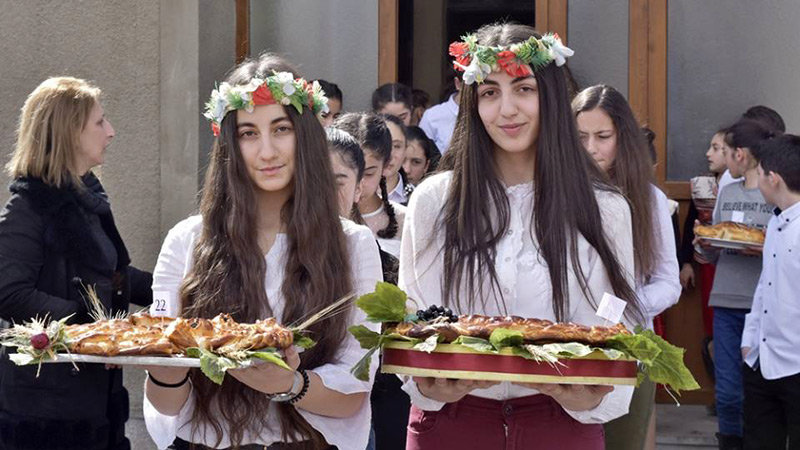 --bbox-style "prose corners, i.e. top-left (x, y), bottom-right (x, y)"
top-left (741, 134), bottom-right (800, 449)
